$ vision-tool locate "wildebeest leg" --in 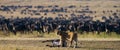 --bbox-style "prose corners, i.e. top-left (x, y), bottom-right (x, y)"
top-left (38, 31), bottom-right (41, 34)
top-left (106, 29), bottom-right (110, 35)
top-left (81, 31), bottom-right (83, 34)
top-left (42, 29), bottom-right (45, 33)
top-left (28, 27), bottom-right (33, 34)
top-left (73, 39), bottom-right (77, 48)
top-left (22, 31), bottom-right (26, 34)
top-left (107, 31), bottom-right (111, 35)
top-left (79, 30), bottom-right (83, 34)
top-left (30, 29), bottom-right (33, 34)
top-left (73, 33), bottom-right (78, 48)
top-left (38, 29), bottom-right (44, 34)
top-left (63, 41), bottom-right (67, 47)
top-left (97, 31), bottom-right (100, 35)
top-left (47, 31), bottom-right (50, 34)
top-left (61, 40), bottom-right (67, 47)
top-left (19, 31), bottom-right (25, 34)
top-left (13, 30), bottom-right (16, 35)
top-left (47, 29), bottom-right (51, 34)
top-left (2, 29), bottom-right (9, 35)
top-left (68, 41), bottom-right (73, 47)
